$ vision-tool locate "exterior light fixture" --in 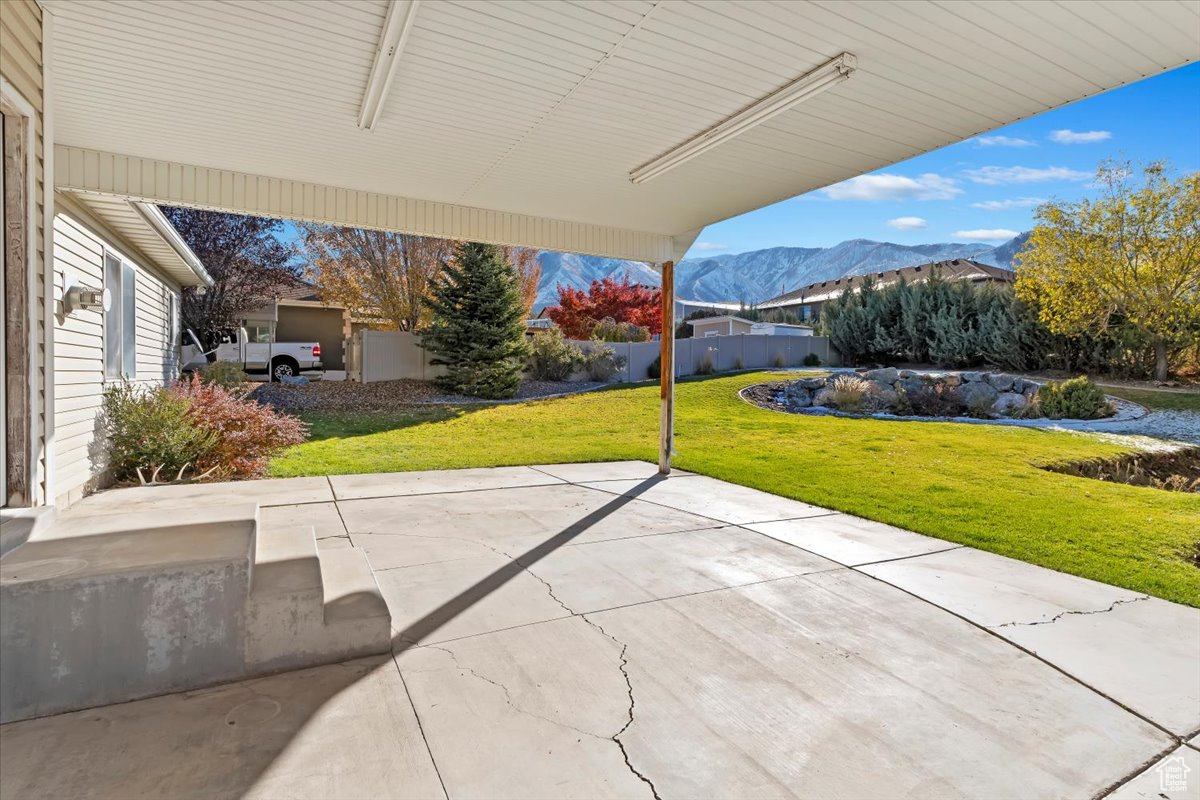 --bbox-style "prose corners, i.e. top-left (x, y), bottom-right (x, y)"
top-left (629, 52), bottom-right (857, 184)
top-left (358, 0), bottom-right (421, 130)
